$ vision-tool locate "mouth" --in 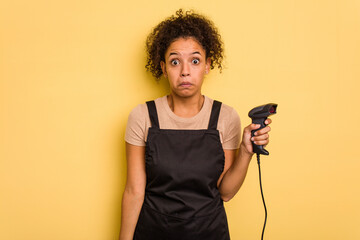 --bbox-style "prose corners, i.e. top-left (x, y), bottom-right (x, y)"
top-left (179, 81), bottom-right (192, 88)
